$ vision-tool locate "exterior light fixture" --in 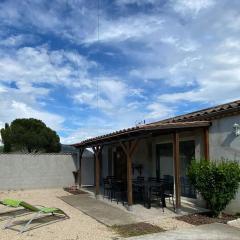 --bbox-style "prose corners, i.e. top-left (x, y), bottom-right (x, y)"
top-left (233, 123), bottom-right (240, 136)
